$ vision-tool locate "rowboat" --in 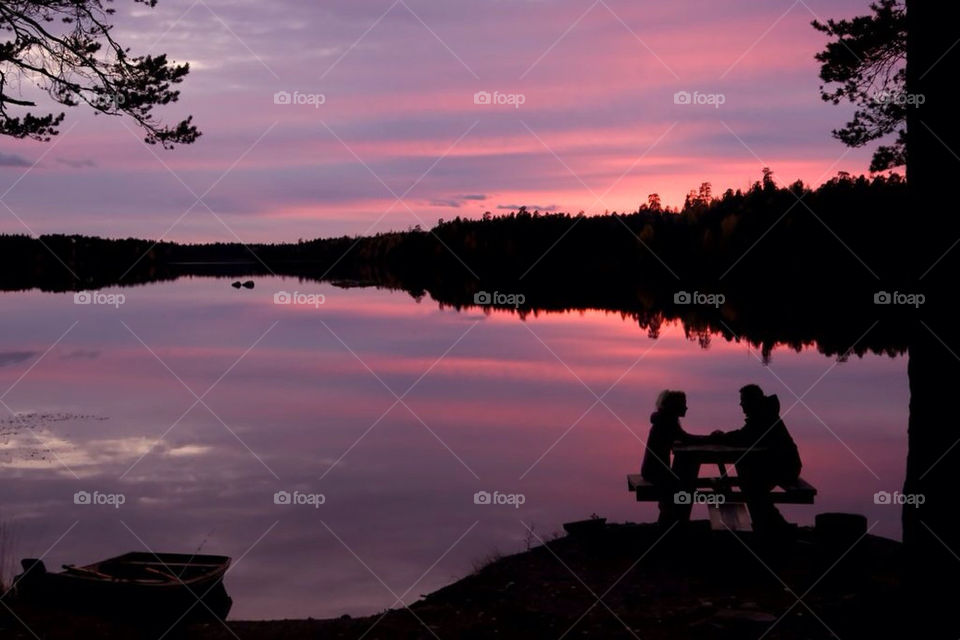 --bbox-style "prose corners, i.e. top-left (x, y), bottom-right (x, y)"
top-left (13, 552), bottom-right (233, 623)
